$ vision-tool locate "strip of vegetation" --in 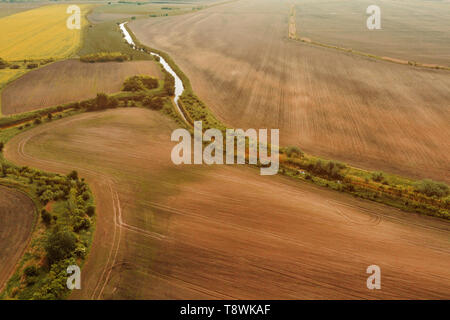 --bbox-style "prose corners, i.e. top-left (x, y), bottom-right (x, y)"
top-left (80, 52), bottom-right (129, 63)
top-left (126, 25), bottom-right (449, 219)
